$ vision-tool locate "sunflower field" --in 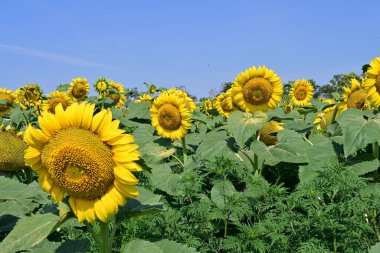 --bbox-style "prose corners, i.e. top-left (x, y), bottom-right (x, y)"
top-left (1, 57), bottom-right (380, 253)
